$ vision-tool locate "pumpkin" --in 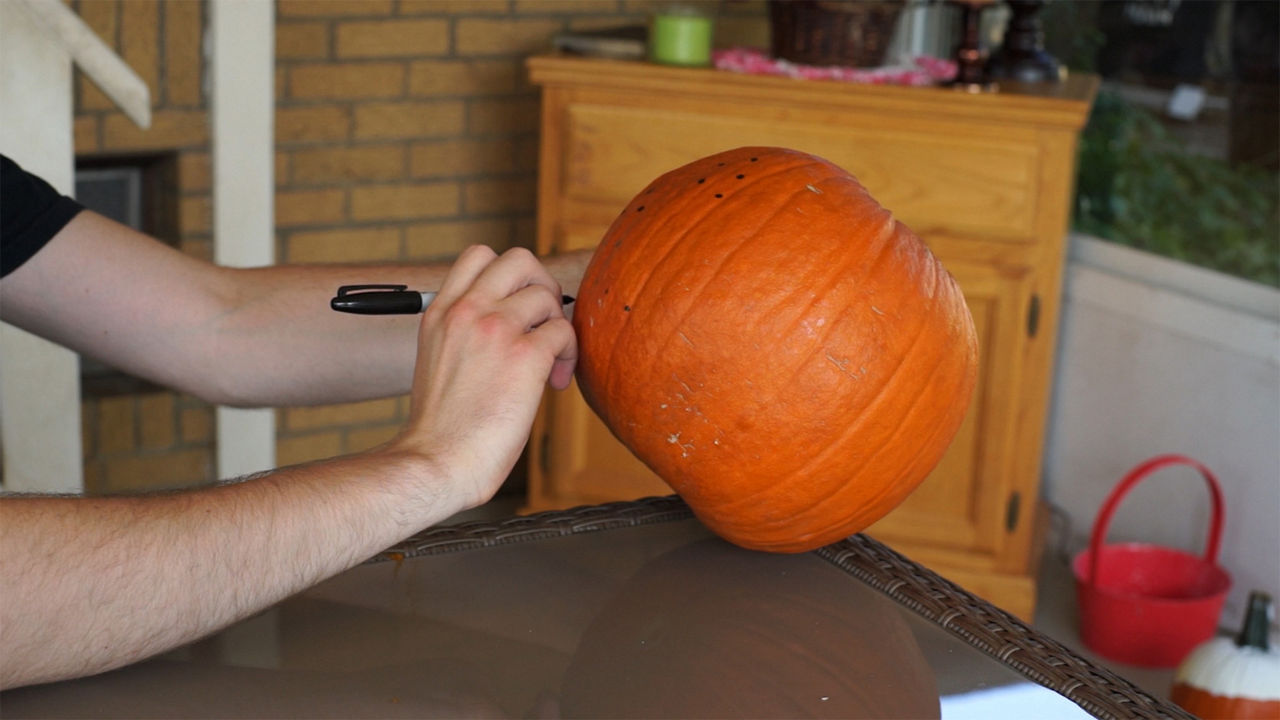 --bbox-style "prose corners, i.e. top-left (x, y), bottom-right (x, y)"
top-left (1171, 591), bottom-right (1280, 720)
top-left (572, 146), bottom-right (978, 552)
